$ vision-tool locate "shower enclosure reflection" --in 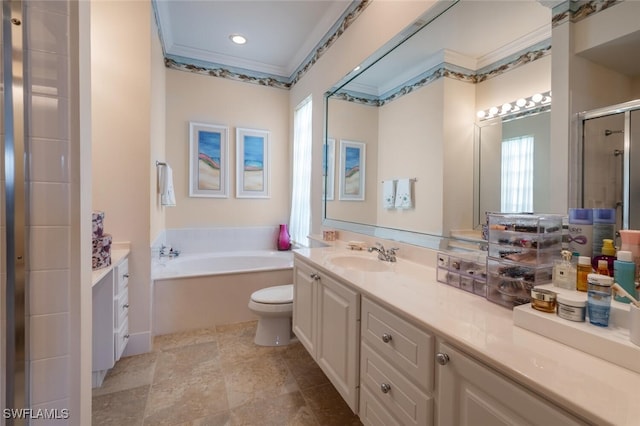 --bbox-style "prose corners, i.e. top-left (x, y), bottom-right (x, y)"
top-left (579, 100), bottom-right (640, 231)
